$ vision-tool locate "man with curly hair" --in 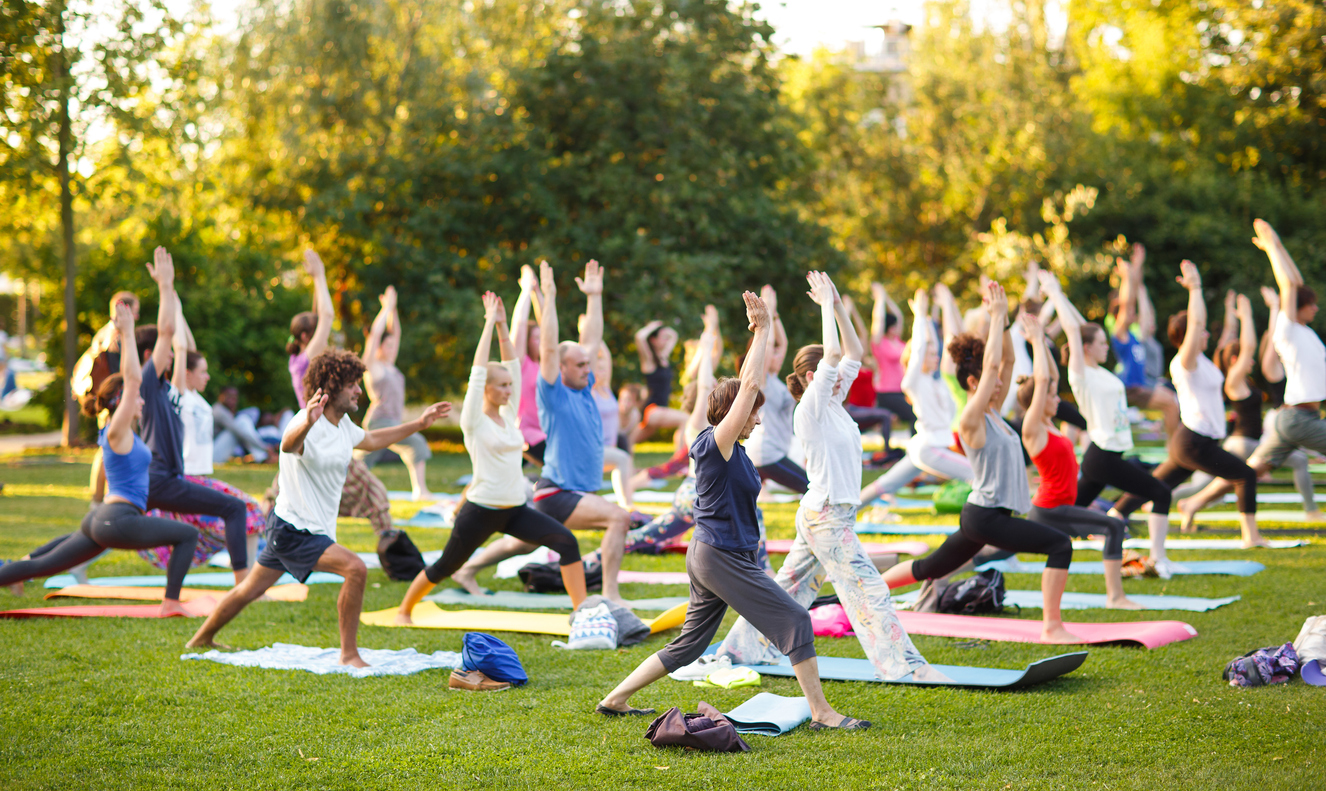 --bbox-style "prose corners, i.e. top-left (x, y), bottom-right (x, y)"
top-left (188, 348), bottom-right (451, 667)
